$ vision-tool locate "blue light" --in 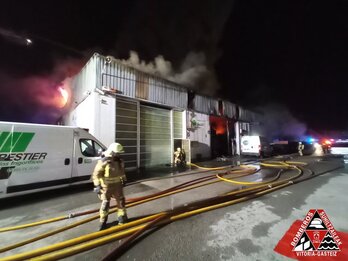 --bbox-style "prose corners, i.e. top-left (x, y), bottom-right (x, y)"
top-left (305, 137), bottom-right (316, 144)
